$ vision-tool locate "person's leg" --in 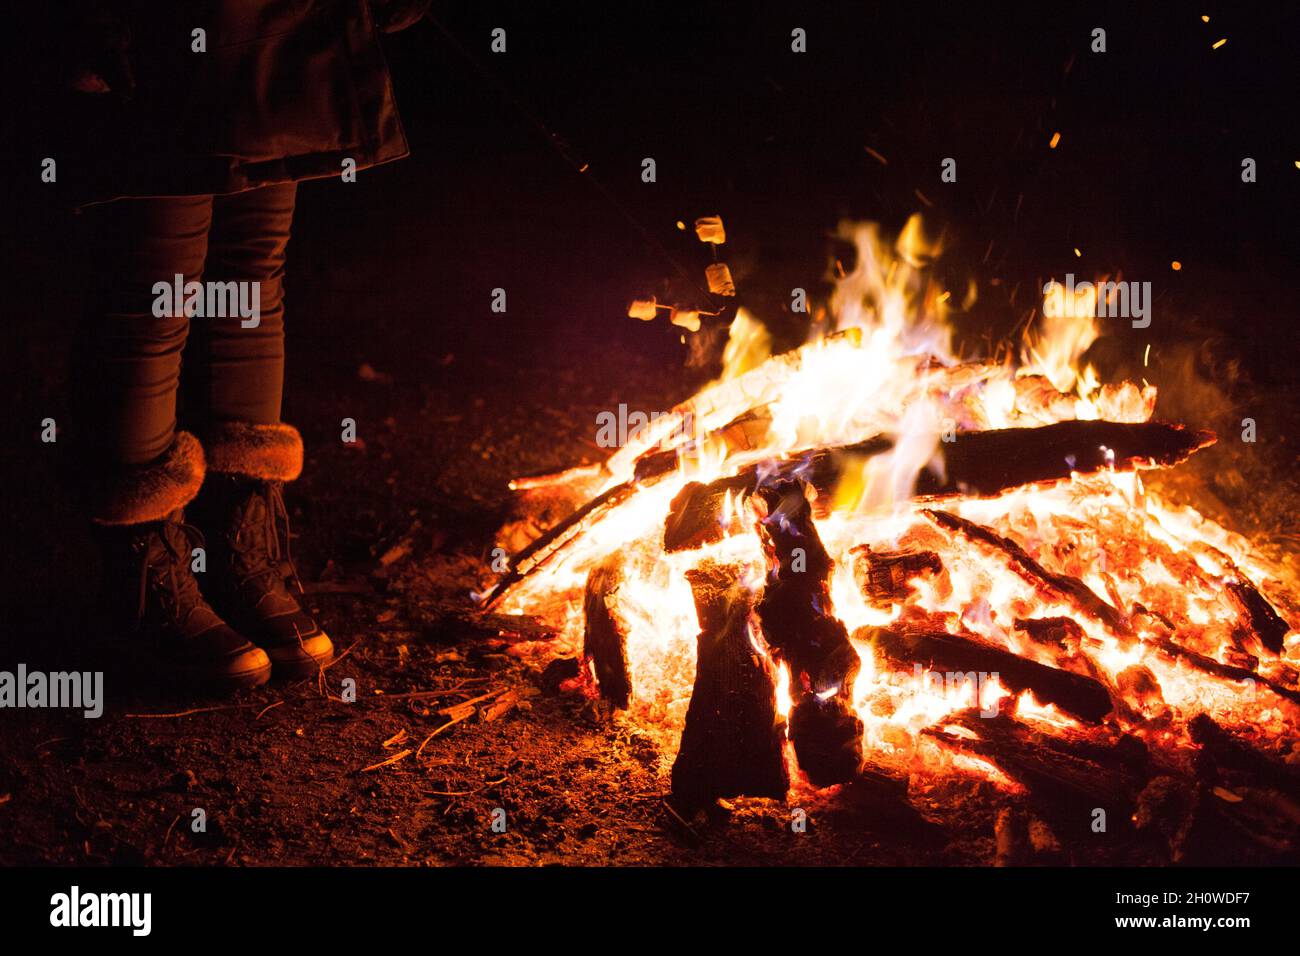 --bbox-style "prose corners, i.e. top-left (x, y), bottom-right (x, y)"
top-left (184, 181), bottom-right (296, 429)
top-left (186, 182), bottom-right (333, 677)
top-left (78, 195), bottom-right (271, 689)
top-left (80, 195), bottom-right (210, 470)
